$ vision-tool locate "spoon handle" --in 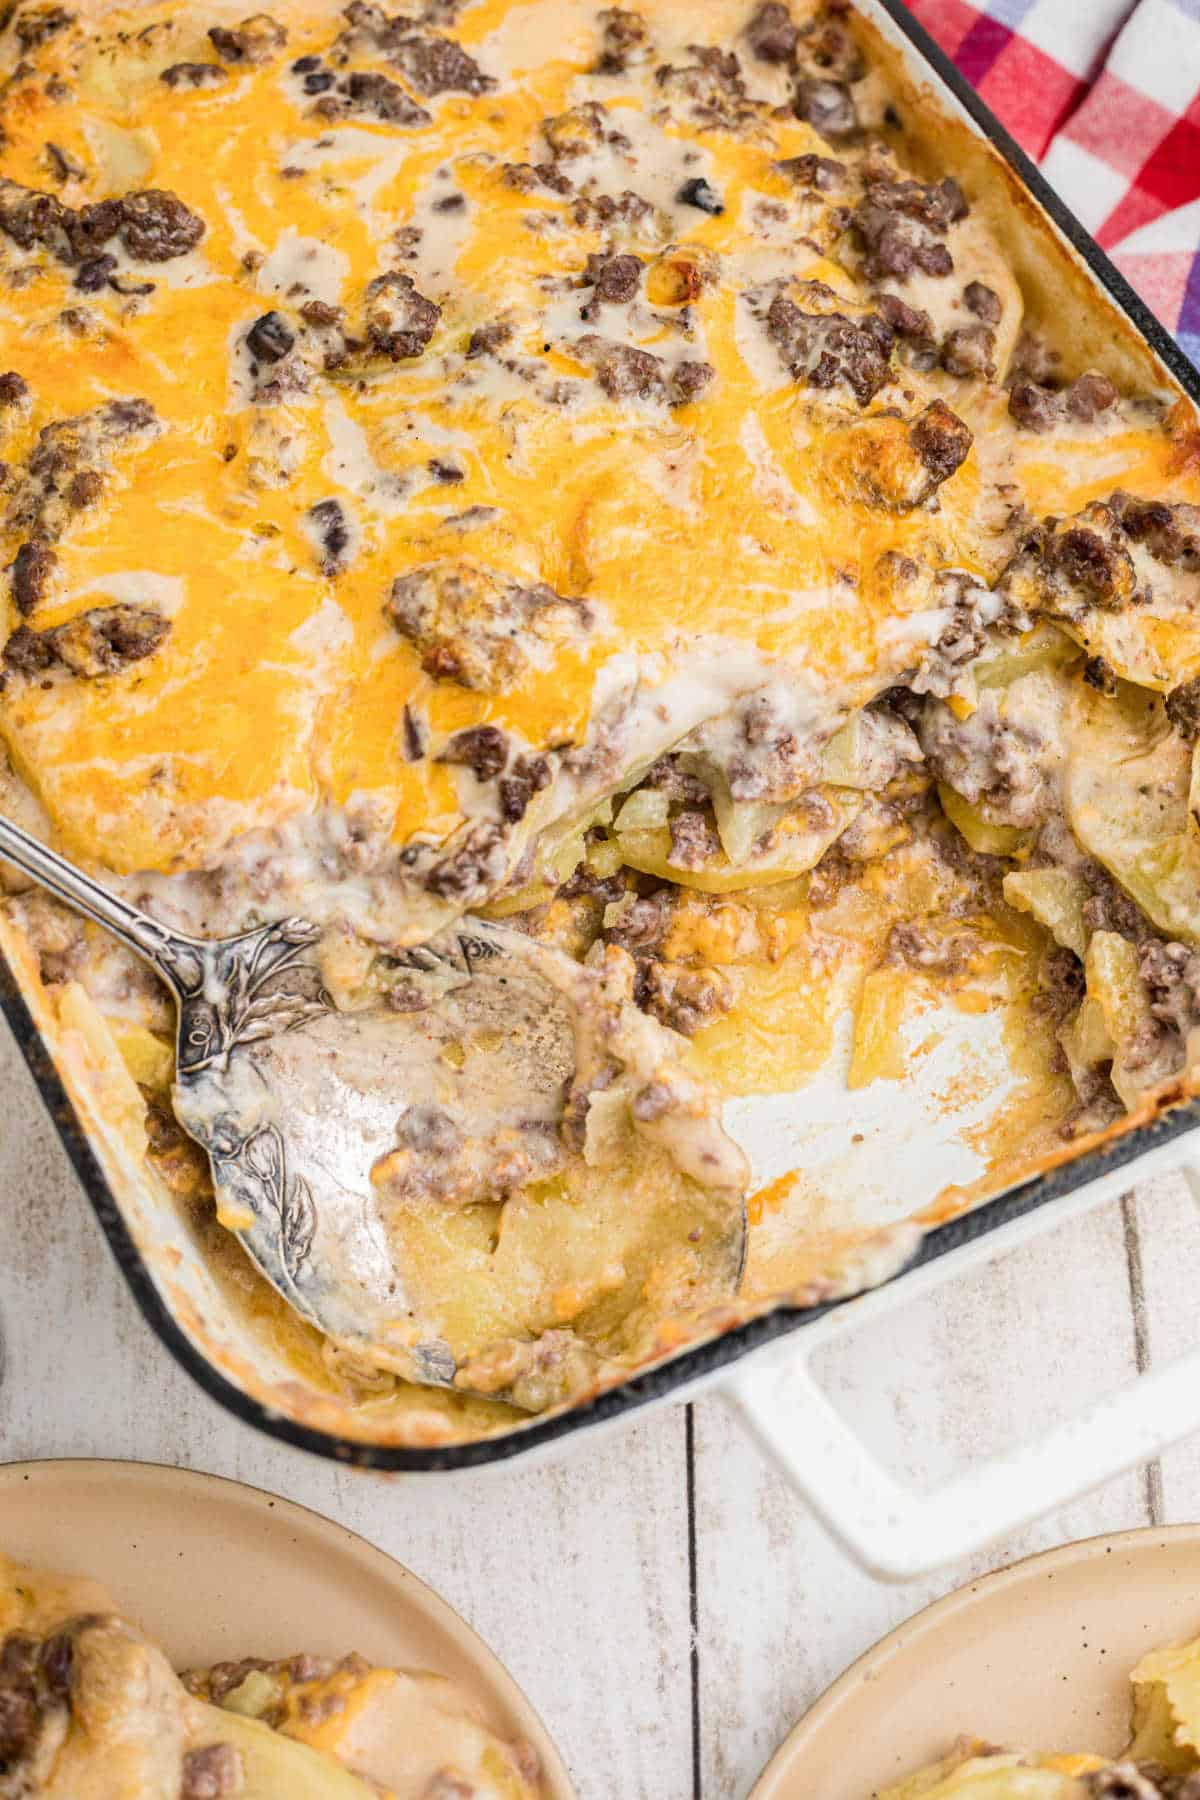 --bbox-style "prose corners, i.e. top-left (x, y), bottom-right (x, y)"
top-left (0, 813), bottom-right (201, 997)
